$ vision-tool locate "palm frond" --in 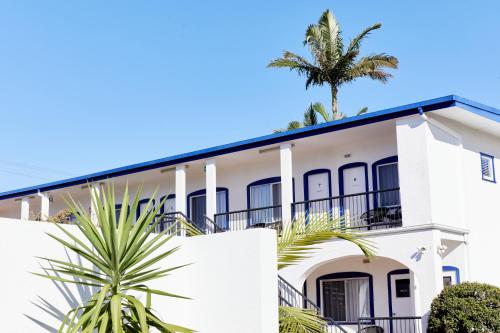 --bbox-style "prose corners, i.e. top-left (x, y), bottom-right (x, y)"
top-left (346, 54), bottom-right (399, 83)
top-left (277, 215), bottom-right (376, 270)
top-left (303, 104), bottom-right (318, 126)
top-left (311, 102), bottom-right (332, 122)
top-left (347, 23), bottom-right (381, 53)
top-left (357, 107), bottom-right (368, 115)
top-left (279, 306), bottom-right (327, 333)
